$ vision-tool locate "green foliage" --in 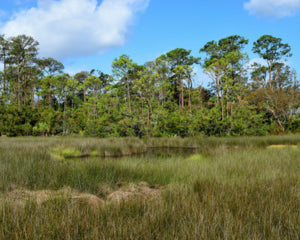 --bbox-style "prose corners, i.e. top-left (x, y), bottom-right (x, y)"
top-left (33, 122), bottom-right (48, 136)
top-left (0, 34), bottom-right (299, 137)
top-left (230, 104), bottom-right (269, 136)
top-left (253, 35), bottom-right (292, 63)
top-left (252, 35), bottom-right (292, 89)
top-left (84, 120), bottom-right (98, 137)
top-left (289, 118), bottom-right (300, 133)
